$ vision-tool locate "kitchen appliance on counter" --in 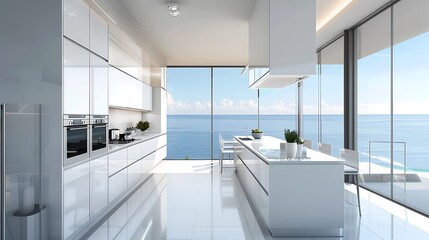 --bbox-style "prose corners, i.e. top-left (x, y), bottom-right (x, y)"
top-left (90, 115), bottom-right (108, 156)
top-left (109, 128), bottom-right (120, 141)
top-left (63, 115), bottom-right (90, 166)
